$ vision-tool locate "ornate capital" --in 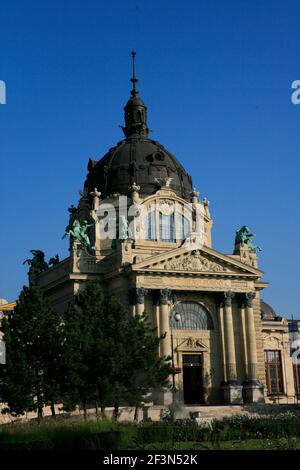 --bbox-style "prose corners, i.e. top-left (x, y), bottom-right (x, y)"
top-left (244, 291), bottom-right (256, 308)
top-left (159, 288), bottom-right (172, 305)
top-left (135, 287), bottom-right (148, 304)
top-left (223, 291), bottom-right (235, 307)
